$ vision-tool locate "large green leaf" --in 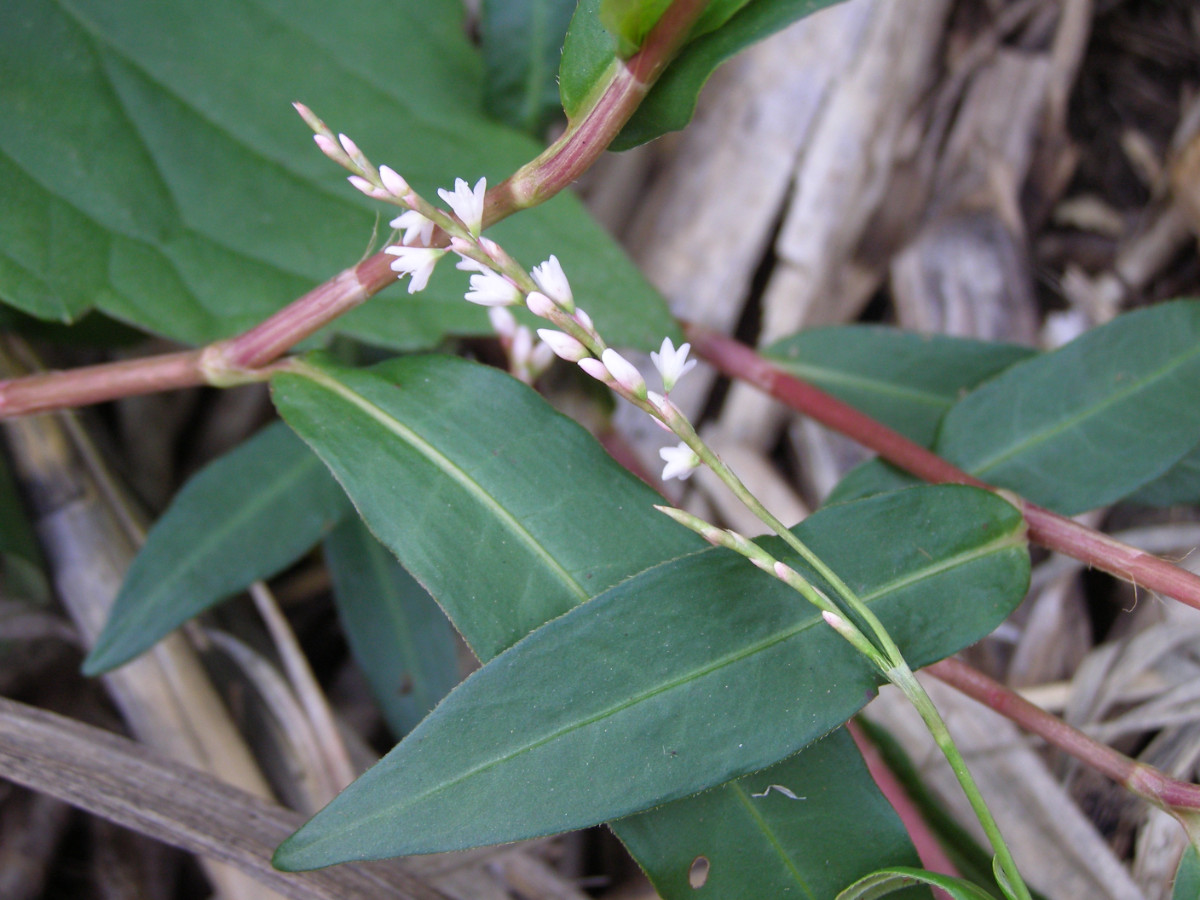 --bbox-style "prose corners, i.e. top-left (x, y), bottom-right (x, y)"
top-left (0, 0), bottom-right (673, 351)
top-left (271, 353), bottom-right (706, 659)
top-left (83, 422), bottom-right (352, 674)
top-left (324, 516), bottom-right (460, 738)
top-left (481, 0), bottom-right (577, 136)
top-left (560, 0), bottom-right (847, 148)
top-left (273, 484), bottom-right (1029, 866)
top-left (617, 728), bottom-right (924, 899)
top-left (935, 300), bottom-right (1200, 515)
top-left (763, 327), bottom-right (1034, 446)
top-left (274, 353), bottom-right (928, 893)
